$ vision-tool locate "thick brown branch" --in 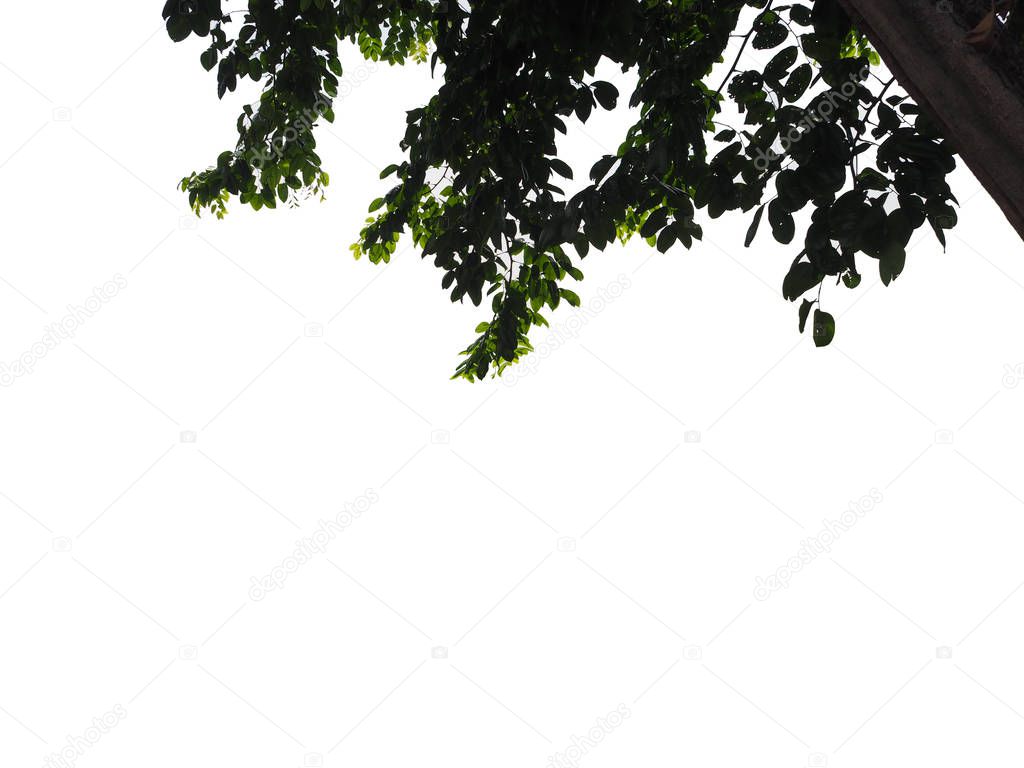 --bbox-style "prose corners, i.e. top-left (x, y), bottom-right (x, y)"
top-left (839, 0), bottom-right (1024, 241)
